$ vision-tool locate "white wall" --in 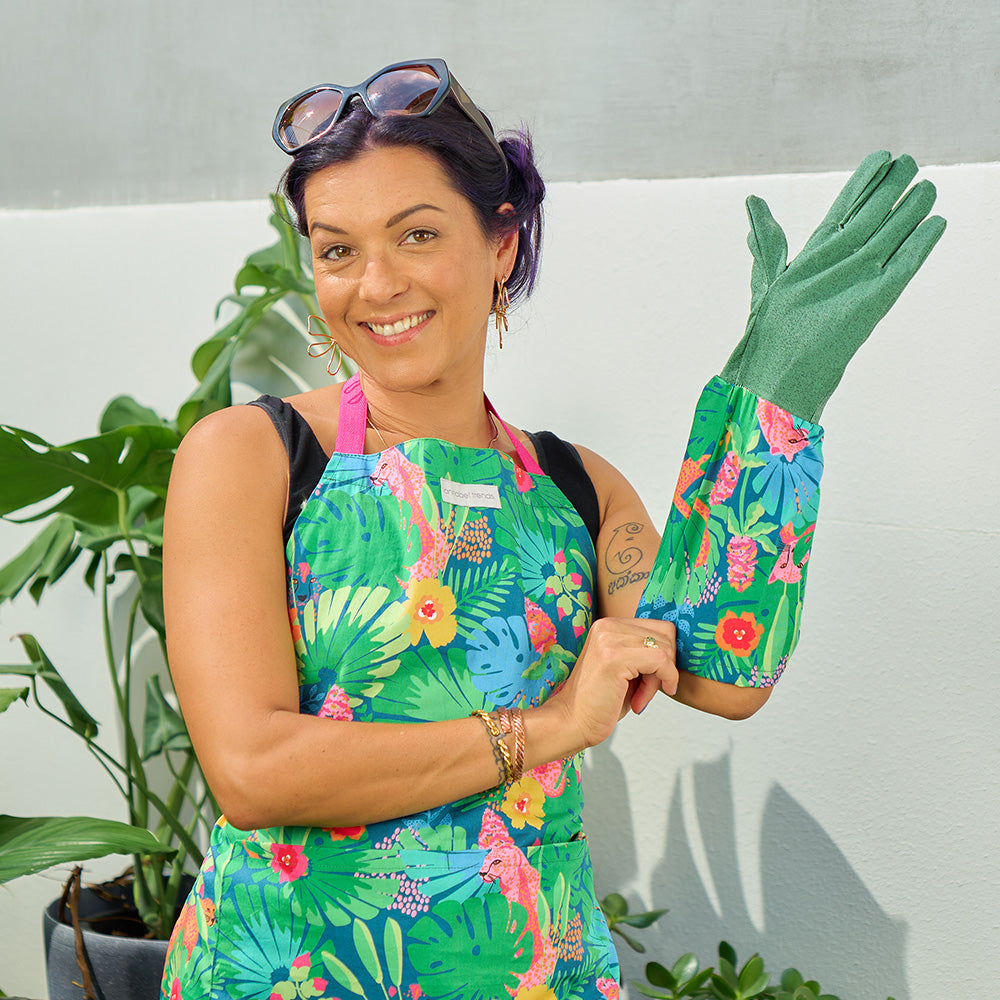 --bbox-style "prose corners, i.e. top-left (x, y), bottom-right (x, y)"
top-left (1, 160), bottom-right (996, 998)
